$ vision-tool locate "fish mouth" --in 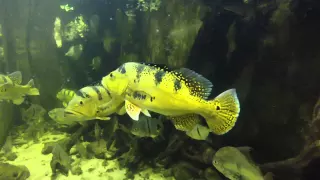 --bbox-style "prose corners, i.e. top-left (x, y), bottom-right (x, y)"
top-left (64, 109), bottom-right (86, 117)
